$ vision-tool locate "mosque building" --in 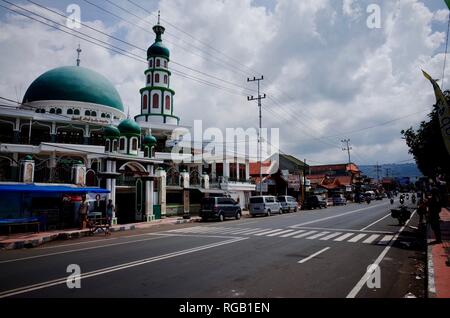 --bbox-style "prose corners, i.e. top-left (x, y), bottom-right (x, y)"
top-left (0, 17), bottom-right (255, 230)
